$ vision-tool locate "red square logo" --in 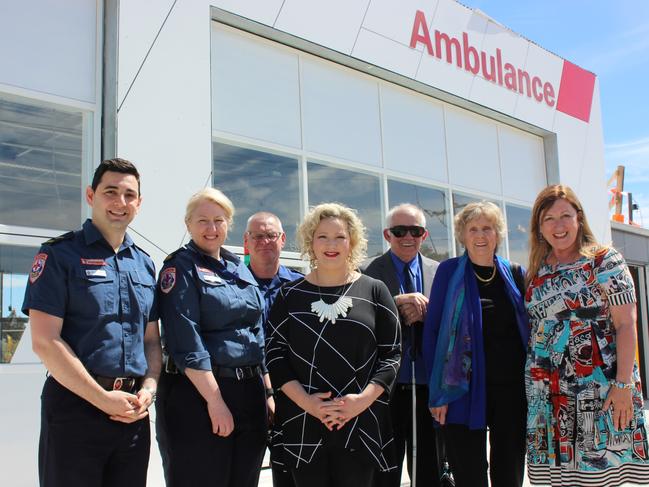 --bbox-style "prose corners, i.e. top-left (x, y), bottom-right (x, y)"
top-left (556, 60), bottom-right (596, 123)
